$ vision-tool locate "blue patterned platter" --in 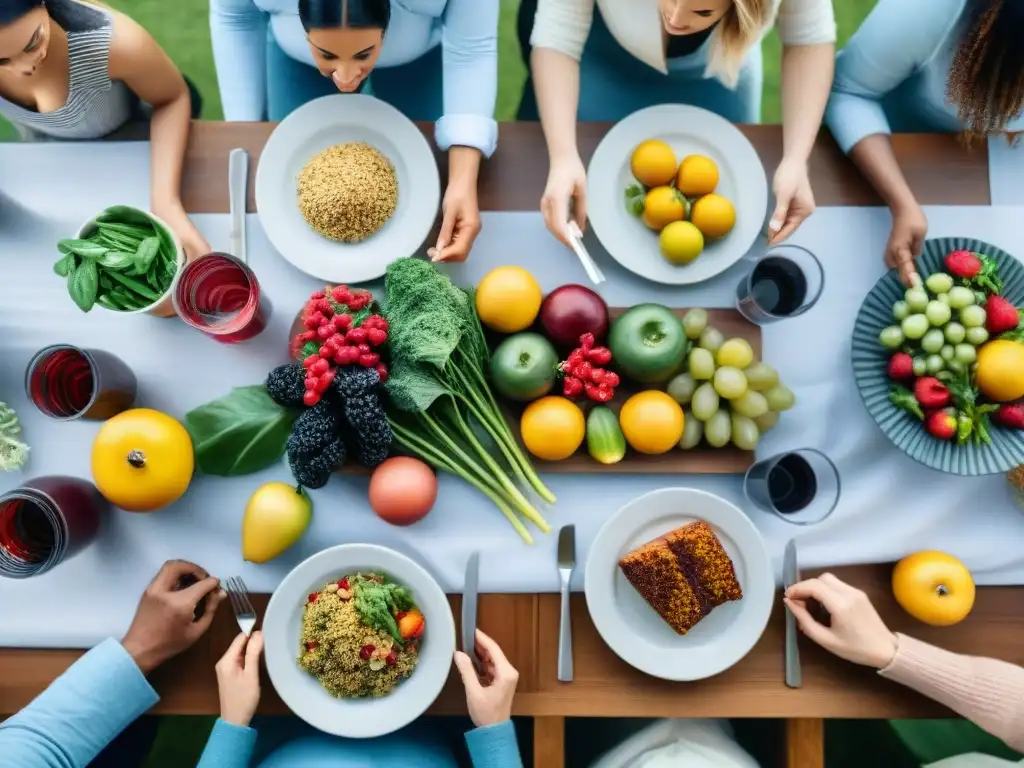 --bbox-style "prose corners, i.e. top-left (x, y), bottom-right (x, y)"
top-left (851, 237), bottom-right (1024, 475)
